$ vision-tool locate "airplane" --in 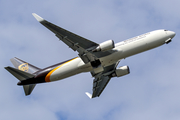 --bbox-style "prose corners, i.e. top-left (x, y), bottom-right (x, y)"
top-left (5, 13), bottom-right (176, 99)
